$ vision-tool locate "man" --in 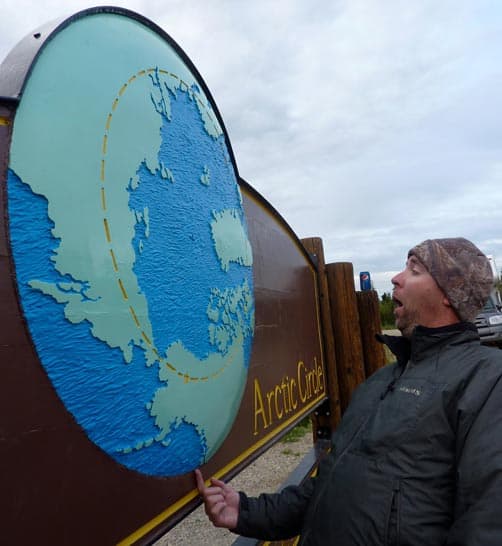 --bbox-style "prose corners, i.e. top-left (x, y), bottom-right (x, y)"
top-left (196, 237), bottom-right (502, 545)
